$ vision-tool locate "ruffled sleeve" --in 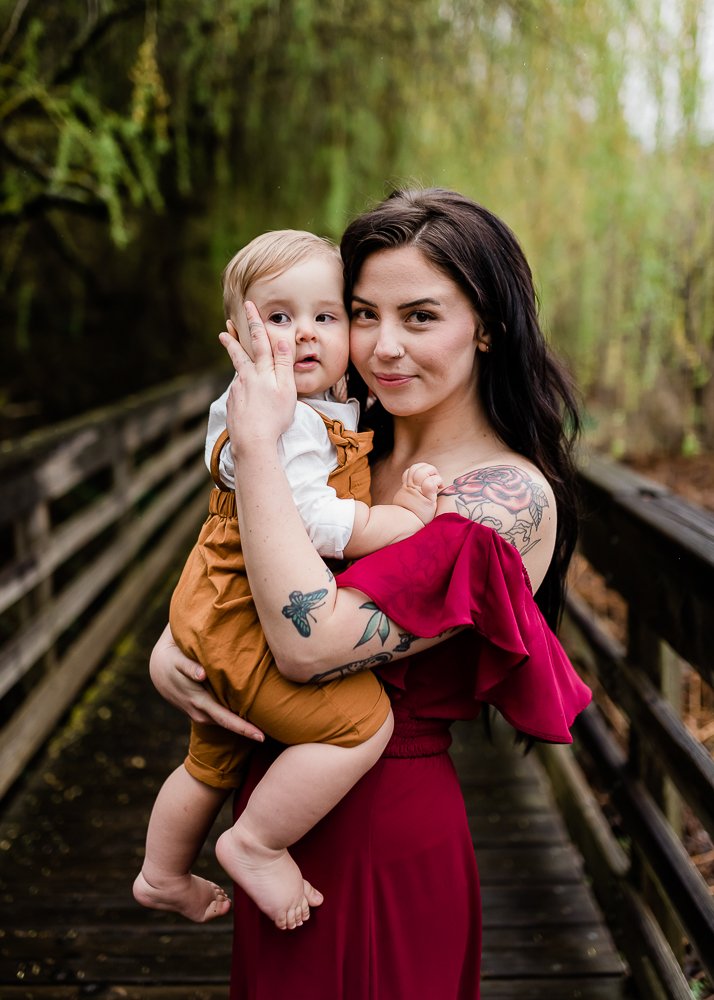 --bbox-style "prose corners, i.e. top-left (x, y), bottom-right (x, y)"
top-left (336, 513), bottom-right (591, 744)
